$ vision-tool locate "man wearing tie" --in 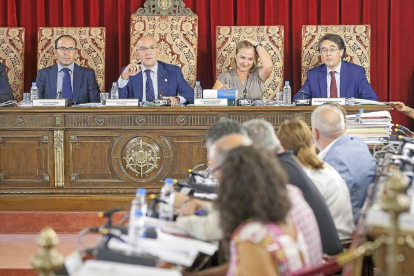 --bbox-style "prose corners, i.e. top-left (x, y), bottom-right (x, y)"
top-left (36, 35), bottom-right (100, 104)
top-left (118, 36), bottom-right (194, 105)
top-left (293, 33), bottom-right (378, 101)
